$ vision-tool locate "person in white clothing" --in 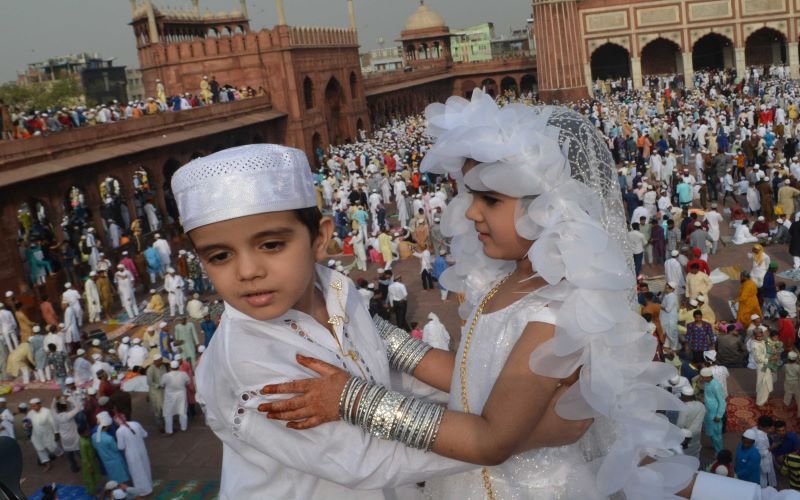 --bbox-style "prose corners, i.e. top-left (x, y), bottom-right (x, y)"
top-left (0, 397), bottom-right (14, 438)
top-left (126, 338), bottom-right (148, 369)
top-left (153, 233), bottom-right (172, 273)
top-left (161, 360), bottom-right (190, 435)
top-left (27, 397), bottom-right (61, 471)
top-left (676, 386), bottom-right (705, 459)
top-left (73, 349), bottom-right (93, 388)
top-left (84, 272), bottom-right (102, 323)
top-left (665, 250), bottom-right (686, 296)
top-left (0, 303), bottom-right (18, 351)
top-left (118, 337), bottom-right (131, 367)
top-left (164, 268), bottom-right (186, 316)
top-left (53, 398), bottom-right (82, 472)
top-left (43, 325), bottom-right (65, 353)
top-left (412, 247), bottom-right (434, 290)
top-left (422, 312), bottom-right (450, 351)
top-left (62, 282), bottom-right (83, 327)
top-left (114, 265), bottom-right (138, 320)
top-left (704, 203), bottom-right (724, 254)
top-left (352, 228), bottom-right (368, 272)
top-left (660, 281), bottom-right (680, 349)
top-left (748, 417), bottom-right (777, 488)
top-left (62, 301), bottom-right (81, 347)
top-left (116, 418), bottom-right (153, 495)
